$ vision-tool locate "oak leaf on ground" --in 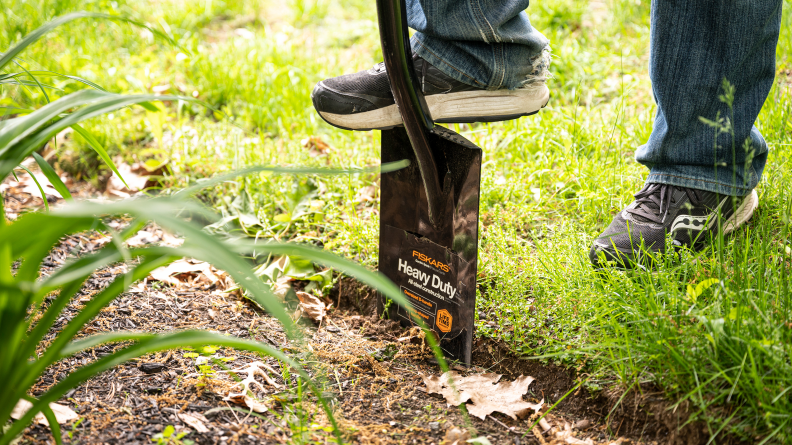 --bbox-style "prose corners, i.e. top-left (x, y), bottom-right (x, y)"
top-left (295, 291), bottom-right (326, 324)
top-left (423, 372), bottom-right (543, 420)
